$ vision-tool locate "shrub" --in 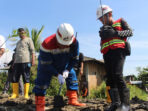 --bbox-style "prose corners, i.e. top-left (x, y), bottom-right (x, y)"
top-left (0, 71), bottom-right (9, 93)
top-left (89, 81), bottom-right (106, 99)
top-left (46, 76), bottom-right (67, 96)
top-left (128, 84), bottom-right (148, 101)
